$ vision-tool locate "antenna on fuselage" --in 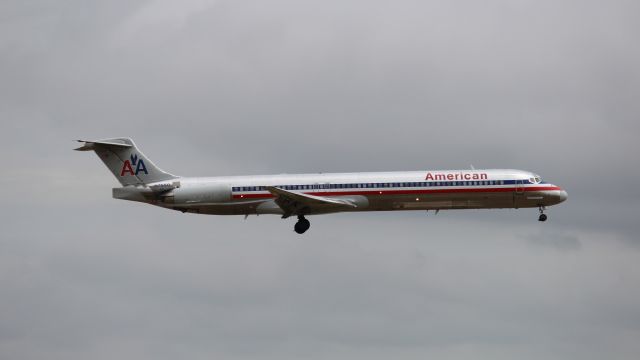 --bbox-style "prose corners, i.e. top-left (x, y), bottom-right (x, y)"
top-left (470, 164), bottom-right (475, 170)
